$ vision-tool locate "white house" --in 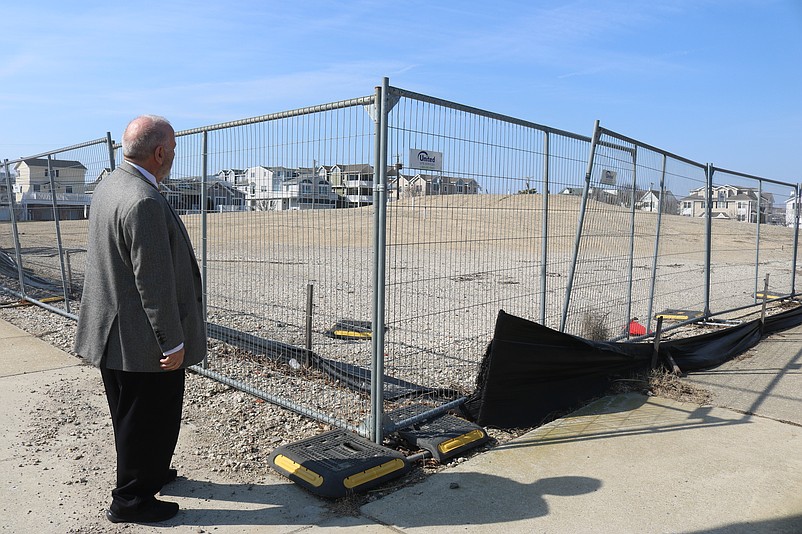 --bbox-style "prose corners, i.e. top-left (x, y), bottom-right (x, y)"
top-left (680, 184), bottom-right (773, 222)
top-left (239, 166), bottom-right (338, 211)
top-left (635, 189), bottom-right (679, 214)
top-left (786, 192), bottom-right (800, 227)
